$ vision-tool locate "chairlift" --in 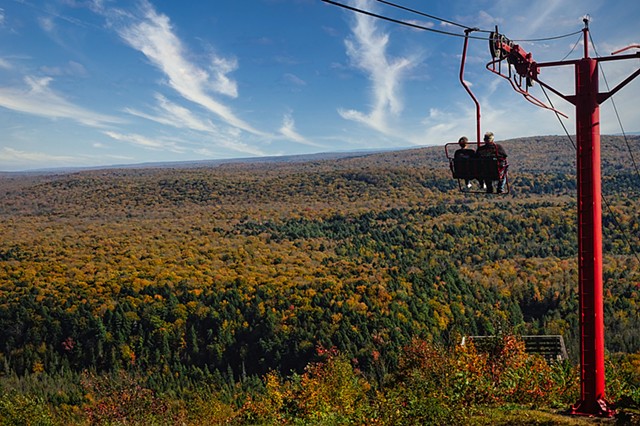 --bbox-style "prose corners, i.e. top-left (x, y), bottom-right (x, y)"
top-left (445, 142), bottom-right (509, 194)
top-left (444, 28), bottom-right (510, 194)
